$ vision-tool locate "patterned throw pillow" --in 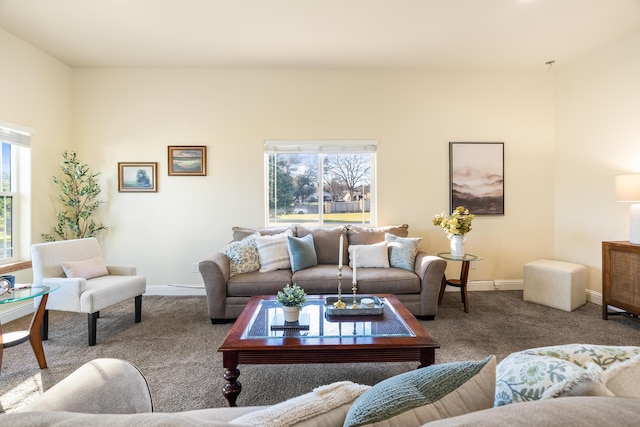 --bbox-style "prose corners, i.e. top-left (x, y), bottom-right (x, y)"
top-left (385, 233), bottom-right (421, 271)
top-left (255, 230), bottom-right (293, 272)
top-left (220, 233), bottom-right (260, 276)
top-left (495, 344), bottom-right (640, 406)
top-left (343, 356), bottom-right (496, 427)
